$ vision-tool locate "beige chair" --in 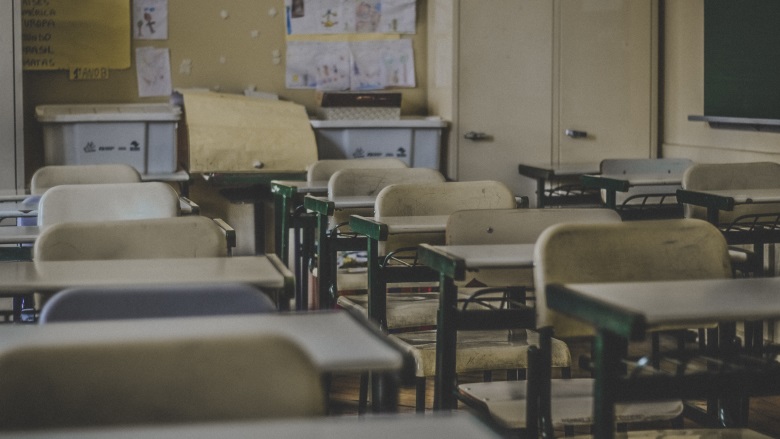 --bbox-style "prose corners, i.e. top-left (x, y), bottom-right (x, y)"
top-left (36, 182), bottom-right (181, 229)
top-left (30, 164), bottom-right (142, 195)
top-left (306, 157), bottom-right (407, 183)
top-left (0, 333), bottom-right (324, 431)
top-left (387, 208), bottom-right (621, 412)
top-left (324, 167), bottom-right (446, 295)
top-left (682, 162), bottom-right (780, 275)
top-left (34, 216), bottom-right (235, 262)
top-left (459, 219), bottom-right (731, 435)
top-left (340, 181), bottom-right (525, 411)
